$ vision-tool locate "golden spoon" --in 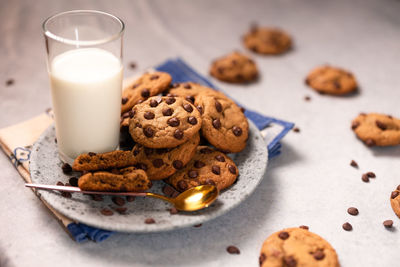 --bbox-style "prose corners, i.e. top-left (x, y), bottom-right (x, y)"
top-left (25, 183), bottom-right (219, 212)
